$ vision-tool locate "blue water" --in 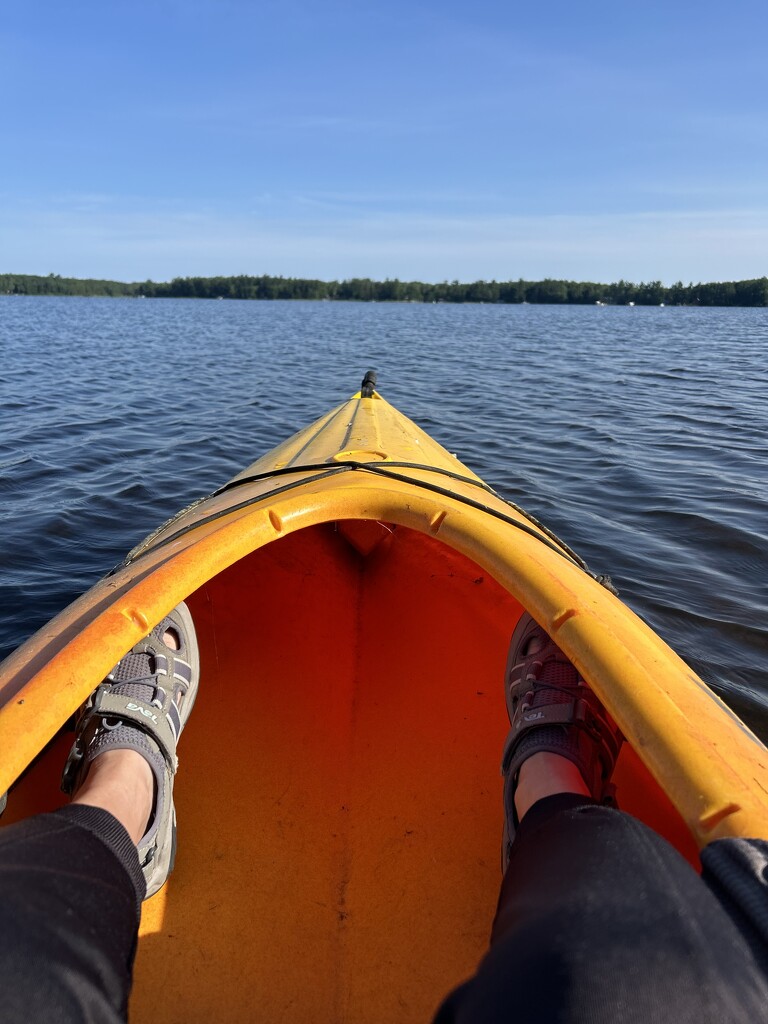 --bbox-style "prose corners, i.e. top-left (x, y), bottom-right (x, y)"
top-left (2, 297), bottom-right (767, 735)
